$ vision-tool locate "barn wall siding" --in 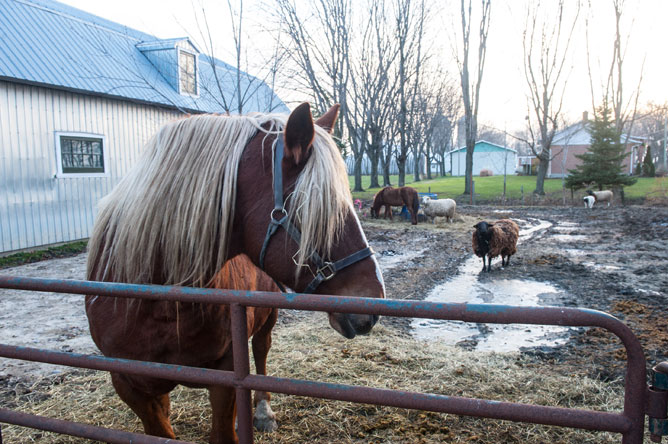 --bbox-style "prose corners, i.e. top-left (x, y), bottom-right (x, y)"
top-left (0, 81), bottom-right (181, 253)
